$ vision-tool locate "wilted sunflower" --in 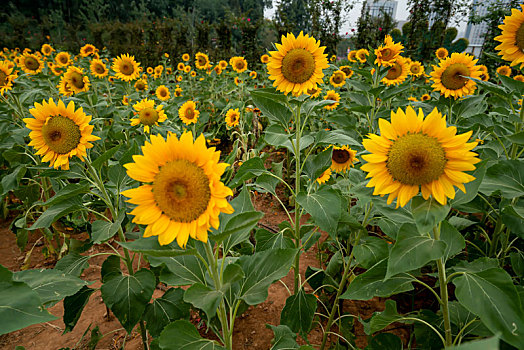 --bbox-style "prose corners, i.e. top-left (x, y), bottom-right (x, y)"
top-left (356, 49), bottom-right (369, 63)
top-left (267, 31), bottom-right (329, 96)
top-left (339, 65), bottom-right (354, 78)
top-left (225, 108), bottom-right (240, 127)
top-left (112, 54), bottom-right (141, 82)
top-left (182, 53), bottom-right (190, 61)
top-left (361, 106), bottom-right (480, 207)
top-left (230, 56), bottom-right (248, 73)
top-left (496, 65), bottom-right (512, 77)
top-left (134, 79), bottom-right (148, 92)
top-left (329, 70), bottom-right (347, 87)
top-left (156, 85), bottom-right (170, 101)
top-left (329, 145), bottom-right (358, 172)
top-left (80, 44), bottom-right (96, 57)
top-left (0, 61), bottom-right (16, 95)
top-left (261, 54), bottom-right (270, 63)
top-left (323, 90), bottom-right (340, 110)
top-left (23, 98), bottom-right (100, 170)
top-left (195, 52), bottom-right (210, 70)
top-left (178, 100), bottom-right (199, 125)
top-left (90, 59), bottom-right (108, 78)
top-left (55, 52), bottom-right (71, 67)
top-left (381, 57), bottom-right (409, 86)
top-left (306, 86), bottom-right (322, 98)
top-left (63, 66), bottom-right (90, 94)
top-left (121, 132), bottom-right (234, 247)
top-left (57, 77), bottom-right (74, 96)
top-left (435, 47), bottom-right (449, 60)
top-left (316, 168), bottom-right (332, 184)
top-left (131, 98), bottom-right (167, 133)
top-left (347, 50), bottom-right (358, 62)
top-left (249, 71), bottom-right (257, 79)
top-left (177, 63), bottom-right (185, 71)
top-left (41, 44), bottom-right (54, 56)
top-left (20, 53), bottom-right (44, 75)
top-left (430, 53), bottom-right (481, 99)
top-left (374, 35), bottom-right (404, 67)
top-left (495, 4), bottom-right (524, 67)
top-left (409, 61), bottom-right (424, 77)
